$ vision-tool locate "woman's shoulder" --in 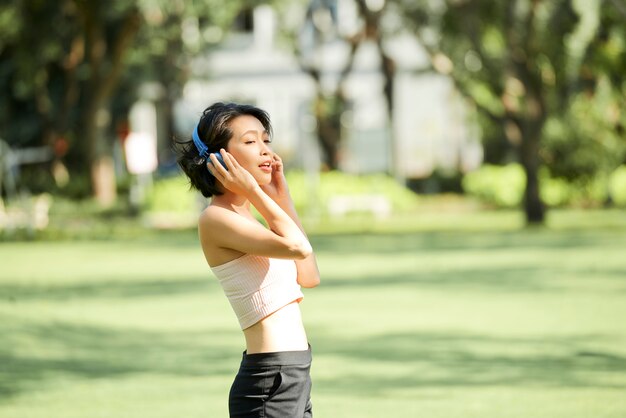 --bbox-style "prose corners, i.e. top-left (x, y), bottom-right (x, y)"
top-left (198, 205), bottom-right (228, 238)
top-left (199, 203), bottom-right (237, 225)
top-left (199, 203), bottom-right (223, 223)
top-left (198, 206), bottom-right (247, 265)
top-left (199, 204), bottom-right (256, 236)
